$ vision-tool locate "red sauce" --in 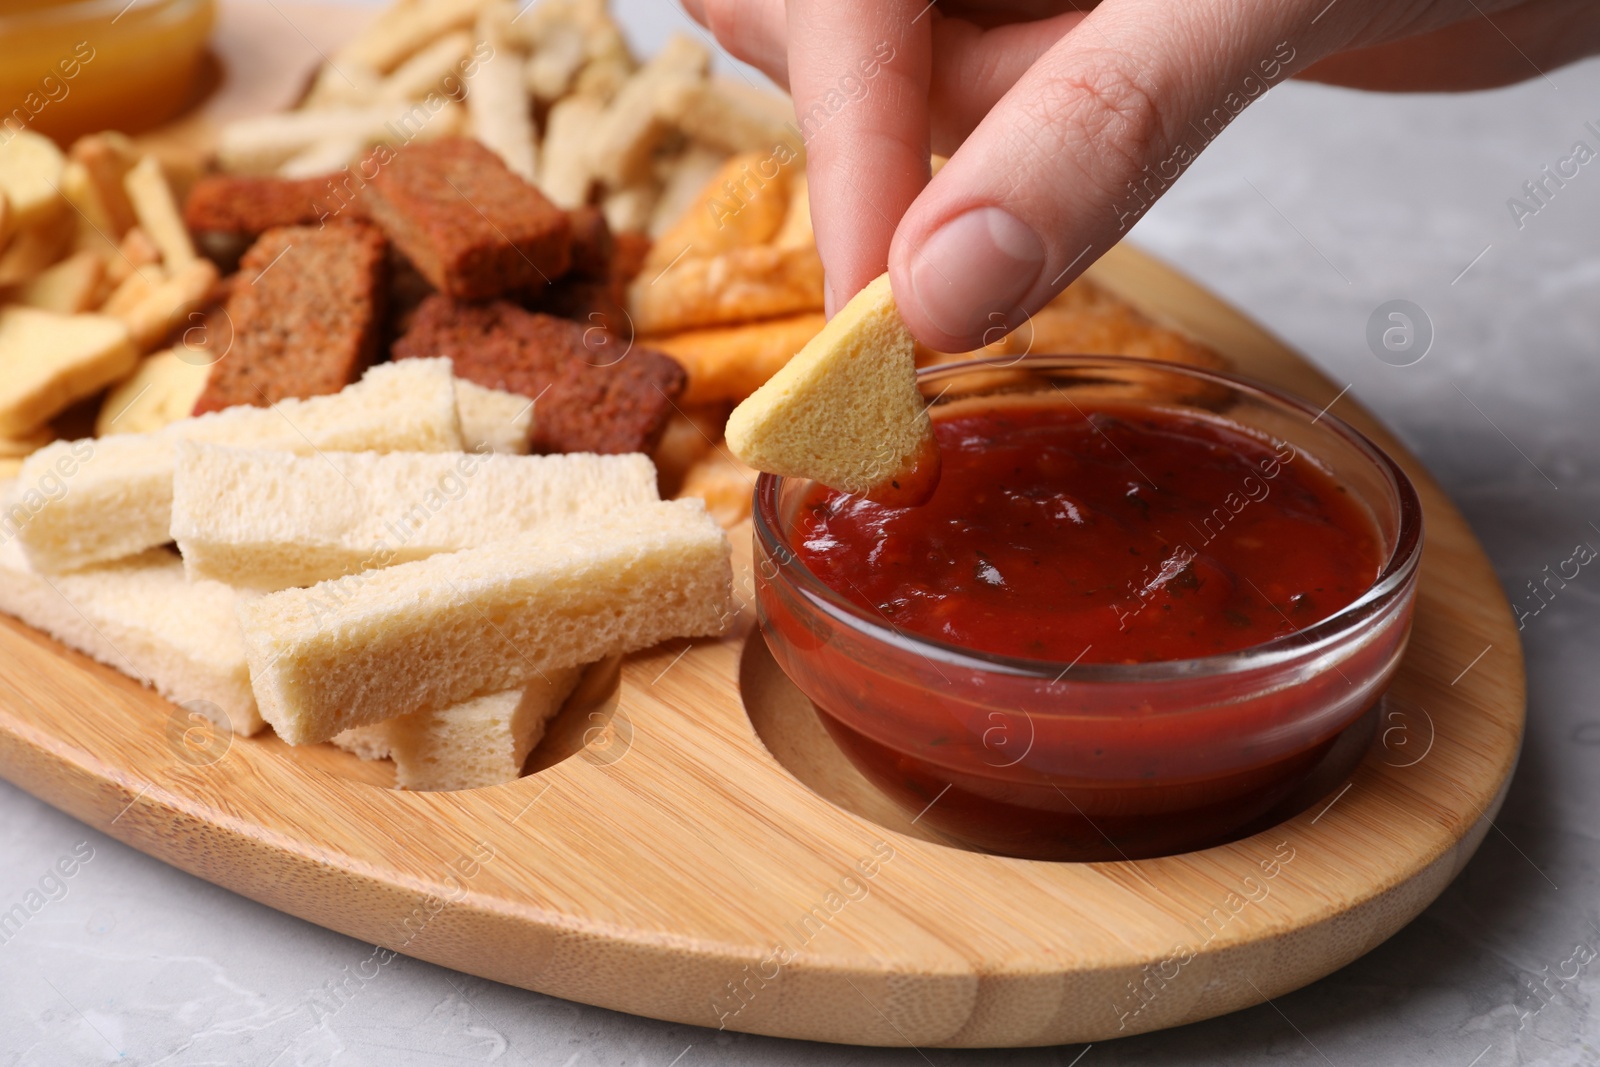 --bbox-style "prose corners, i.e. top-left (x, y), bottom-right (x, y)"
top-left (761, 401), bottom-right (1406, 859)
top-left (794, 404), bottom-right (1382, 664)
